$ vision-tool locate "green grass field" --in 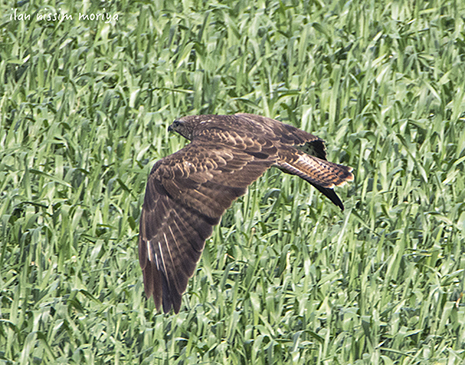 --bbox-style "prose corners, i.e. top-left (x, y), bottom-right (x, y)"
top-left (1, 0), bottom-right (465, 363)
